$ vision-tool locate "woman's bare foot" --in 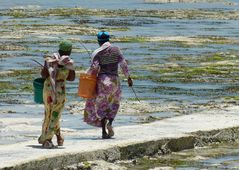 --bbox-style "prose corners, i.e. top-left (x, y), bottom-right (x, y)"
top-left (42, 140), bottom-right (54, 149)
top-left (102, 132), bottom-right (111, 139)
top-left (107, 124), bottom-right (114, 137)
top-left (56, 134), bottom-right (64, 146)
